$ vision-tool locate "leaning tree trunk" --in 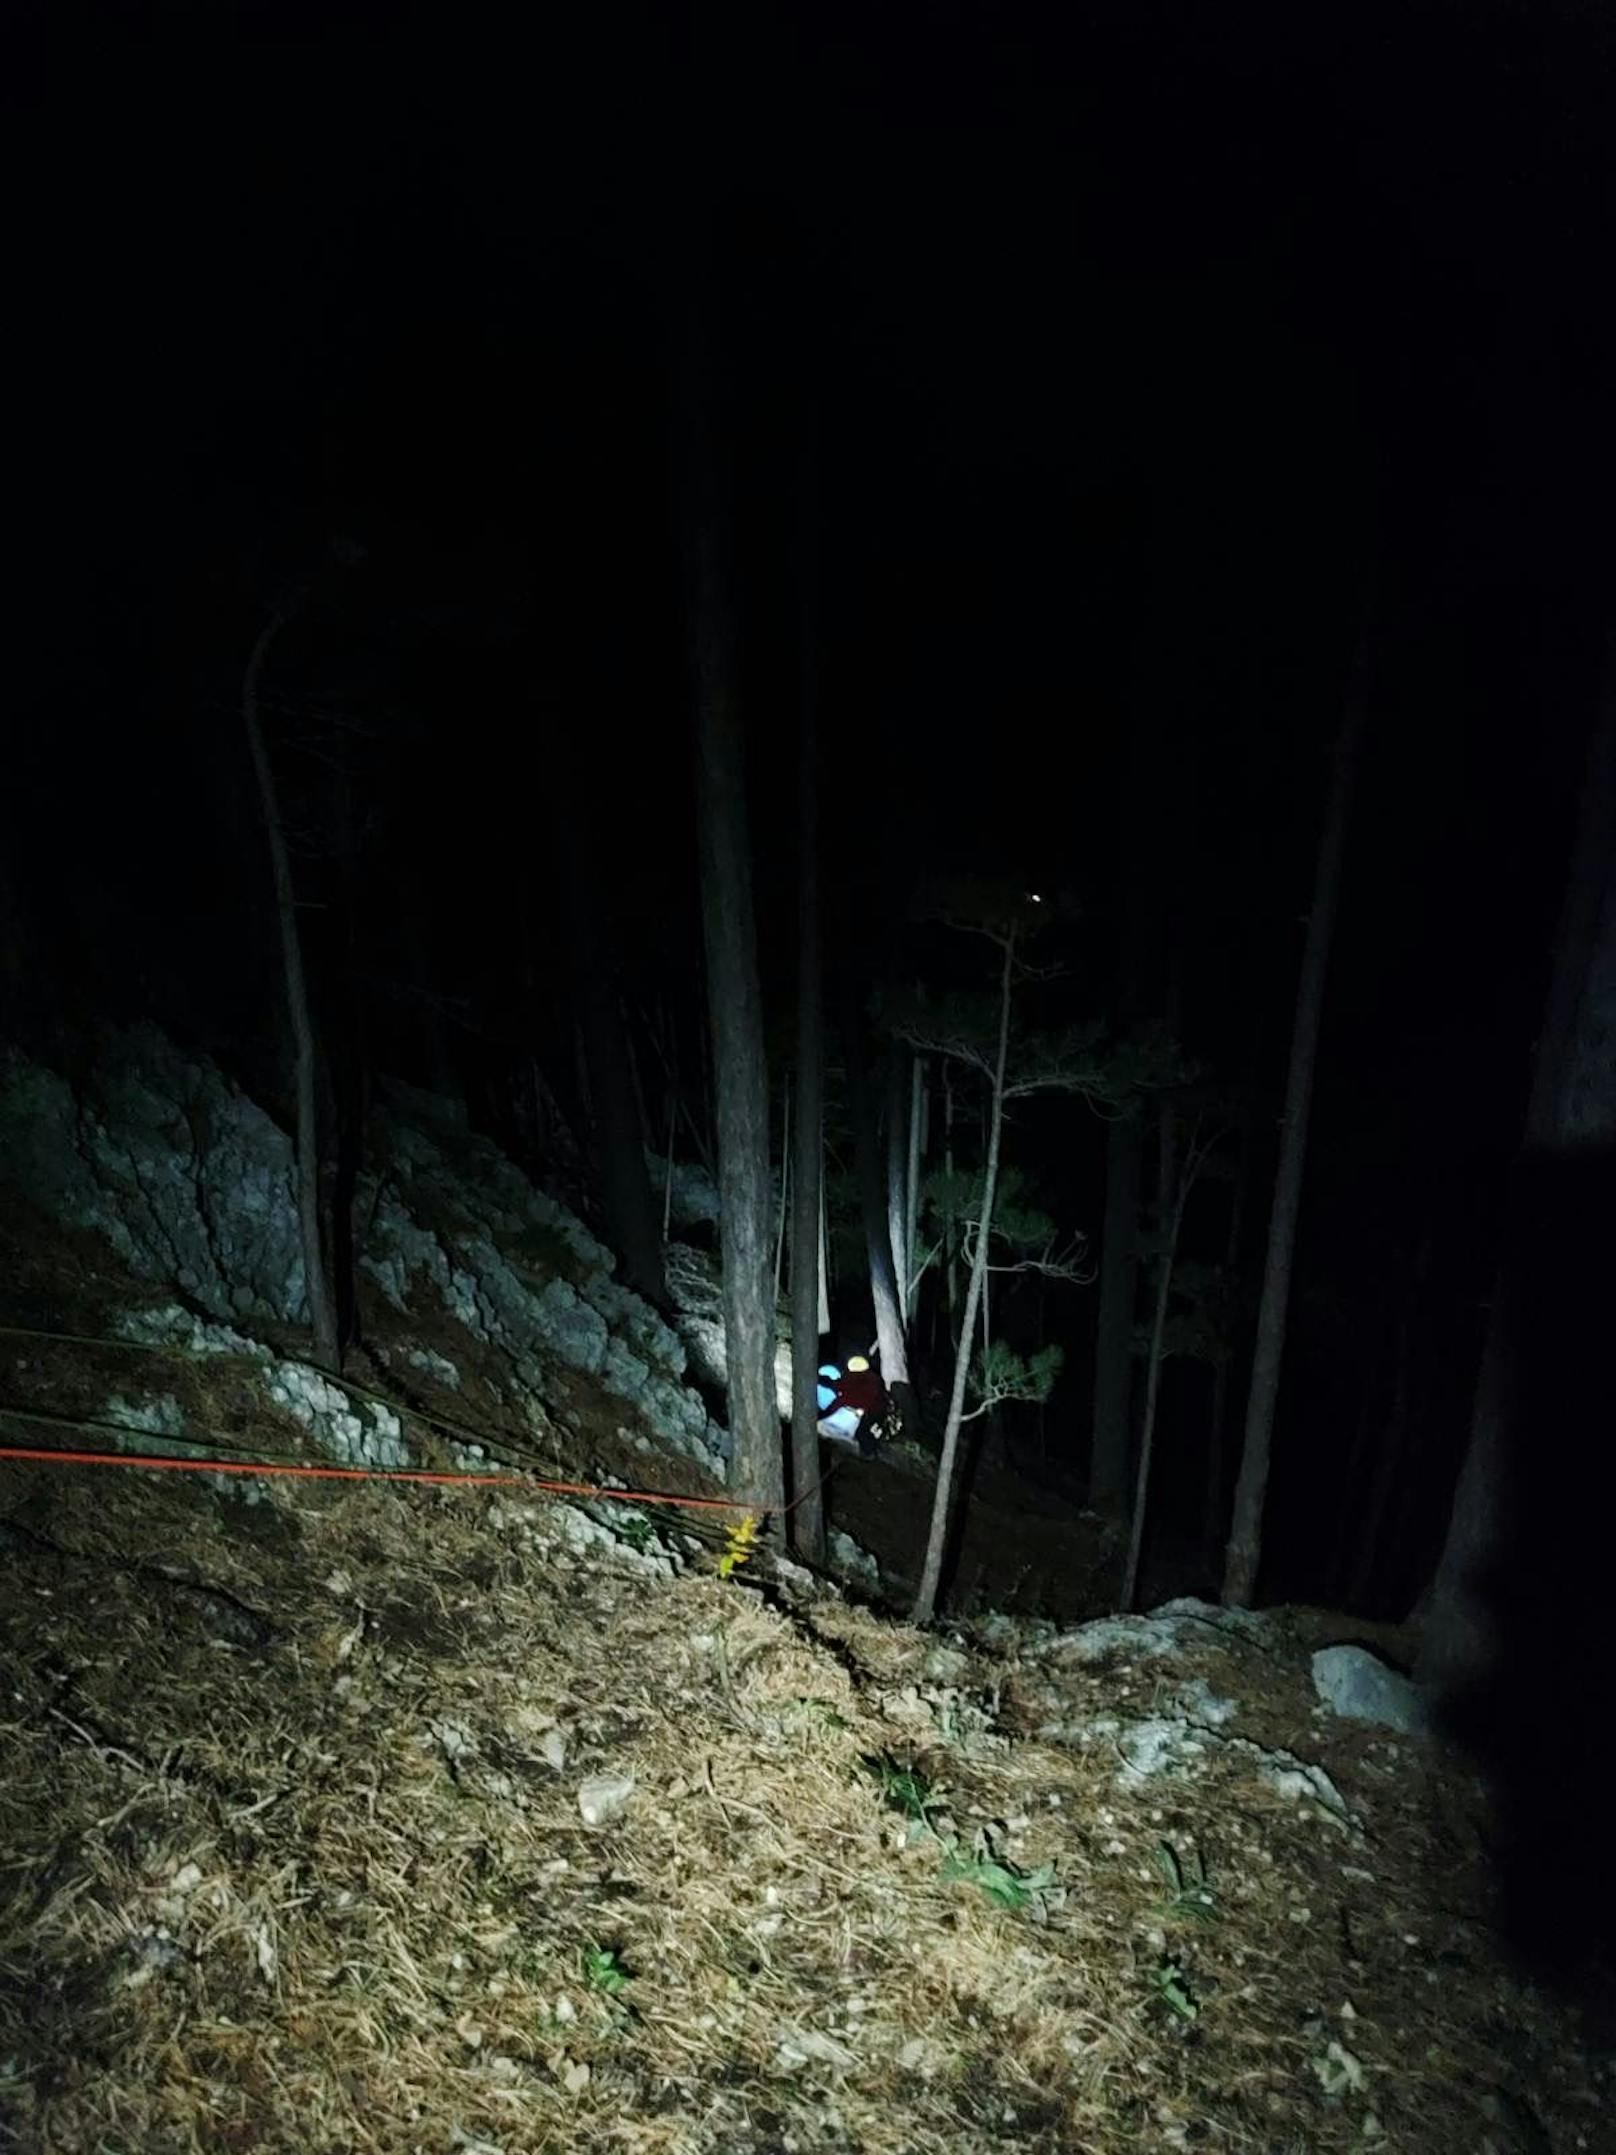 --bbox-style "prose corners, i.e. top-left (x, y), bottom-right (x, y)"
top-left (1224, 685), bottom-right (1364, 1606)
top-left (789, 483), bottom-right (827, 1564)
top-left (243, 604), bottom-right (340, 1372)
top-left (682, 343), bottom-right (783, 1519)
top-left (912, 930), bottom-right (1015, 1624)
